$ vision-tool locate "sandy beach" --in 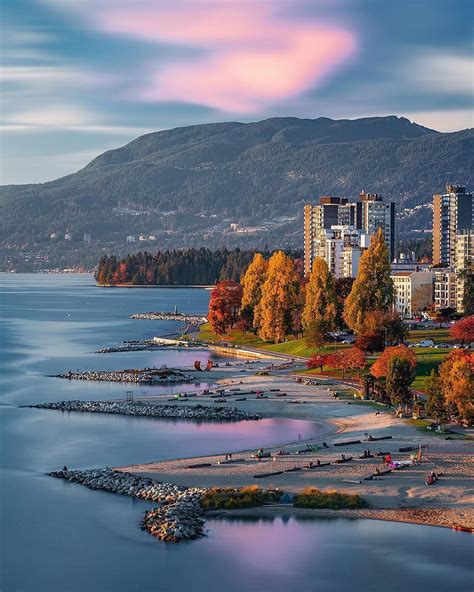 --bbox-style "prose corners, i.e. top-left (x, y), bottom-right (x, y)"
top-left (118, 368), bottom-right (474, 530)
